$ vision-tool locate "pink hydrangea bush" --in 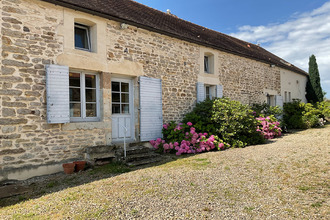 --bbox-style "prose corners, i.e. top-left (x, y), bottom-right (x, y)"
top-left (150, 122), bottom-right (229, 155)
top-left (256, 116), bottom-right (282, 139)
